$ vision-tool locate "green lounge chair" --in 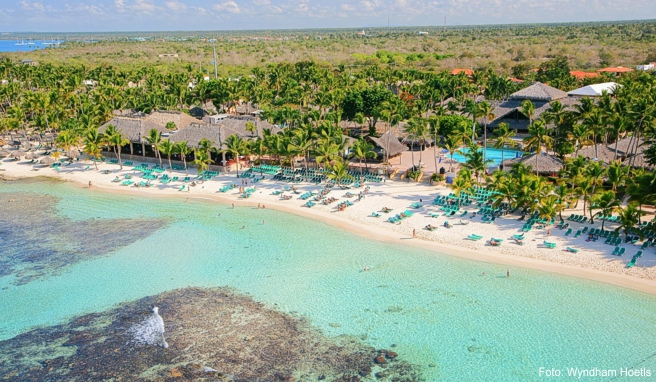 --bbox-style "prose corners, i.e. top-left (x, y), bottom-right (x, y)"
top-left (618, 247), bottom-right (626, 256)
top-left (467, 234), bottom-right (483, 241)
top-left (543, 241), bottom-right (556, 249)
top-left (611, 246), bottom-right (620, 256)
top-left (372, 212), bottom-right (381, 217)
top-left (513, 233), bottom-right (525, 240)
top-left (565, 228), bottom-right (572, 236)
top-left (566, 247), bottom-right (580, 253)
top-left (178, 185), bottom-right (185, 191)
top-left (491, 237), bottom-right (504, 243)
top-left (640, 241), bottom-right (649, 250)
top-left (574, 230), bottom-right (582, 237)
